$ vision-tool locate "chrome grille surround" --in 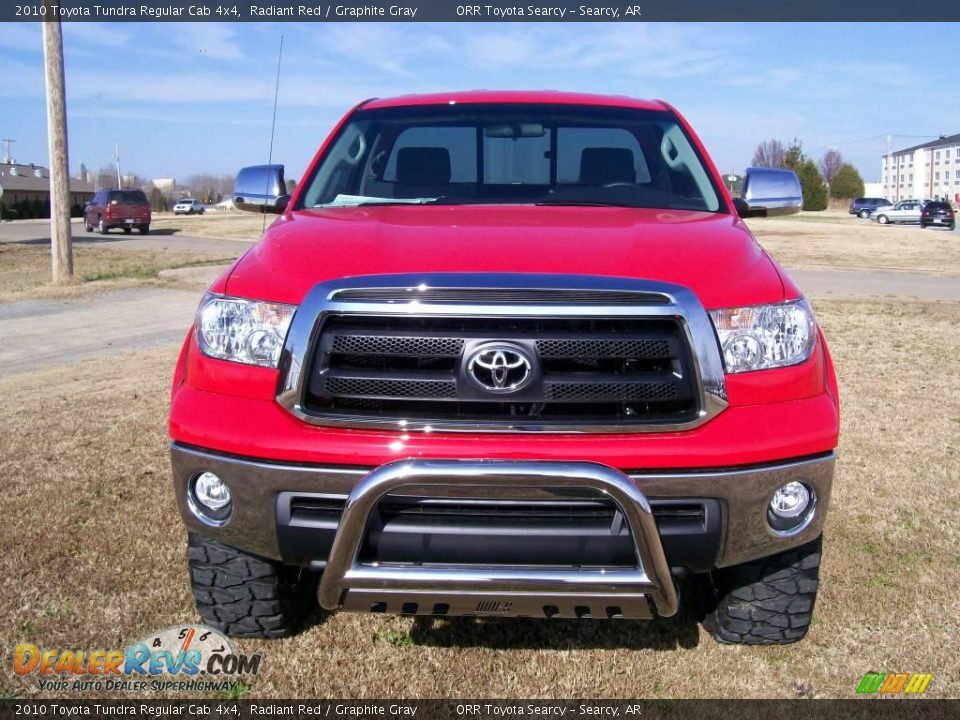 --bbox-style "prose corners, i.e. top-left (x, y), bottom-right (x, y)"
top-left (276, 273), bottom-right (728, 433)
